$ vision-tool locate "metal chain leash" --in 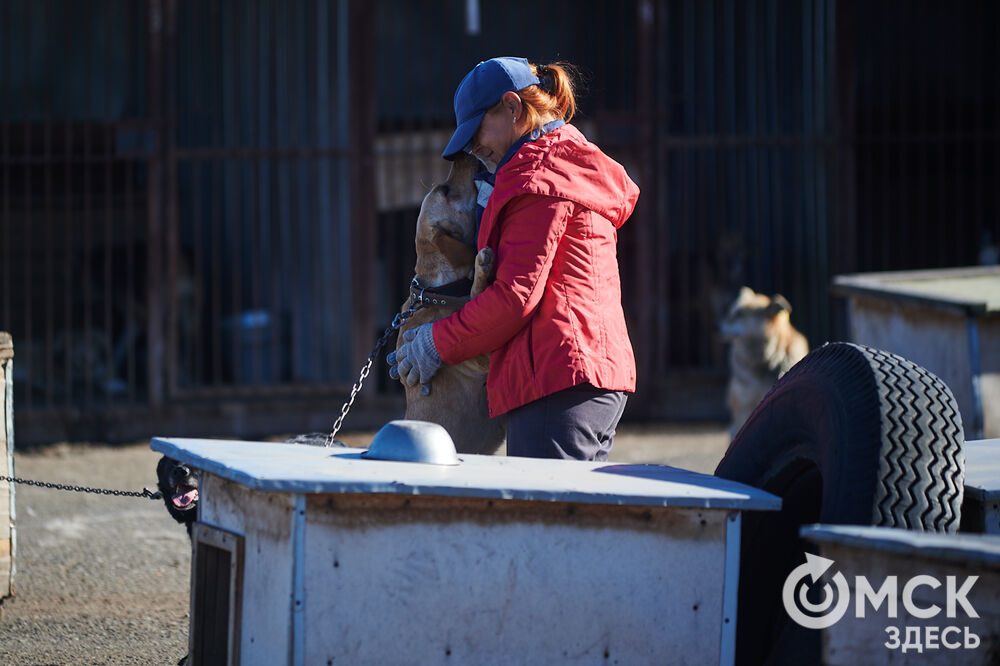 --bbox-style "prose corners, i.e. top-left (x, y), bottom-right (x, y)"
top-left (326, 303), bottom-right (425, 446)
top-left (0, 475), bottom-right (162, 499)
